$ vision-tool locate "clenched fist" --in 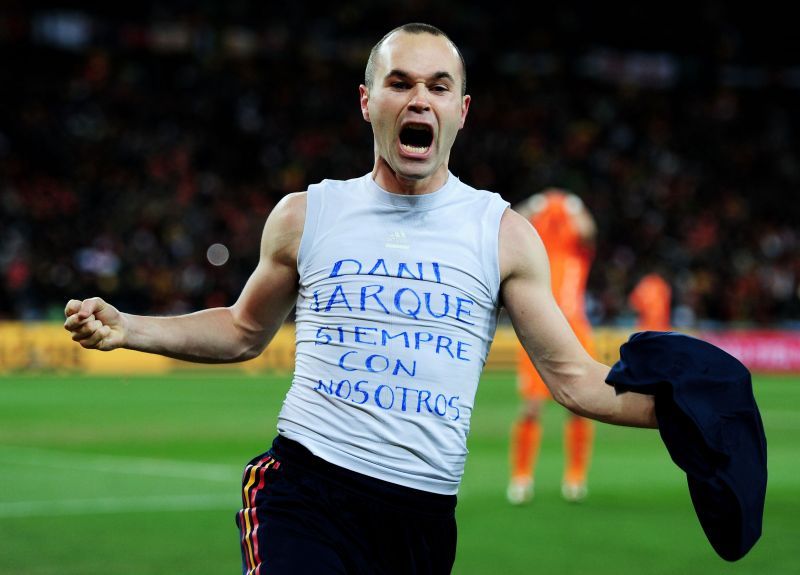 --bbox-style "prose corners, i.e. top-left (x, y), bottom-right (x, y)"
top-left (63, 297), bottom-right (127, 351)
